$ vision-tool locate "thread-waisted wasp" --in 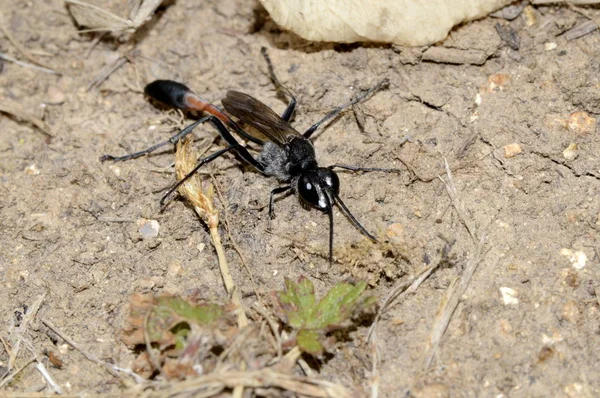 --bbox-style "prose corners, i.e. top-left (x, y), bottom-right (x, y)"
top-left (102, 48), bottom-right (399, 262)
